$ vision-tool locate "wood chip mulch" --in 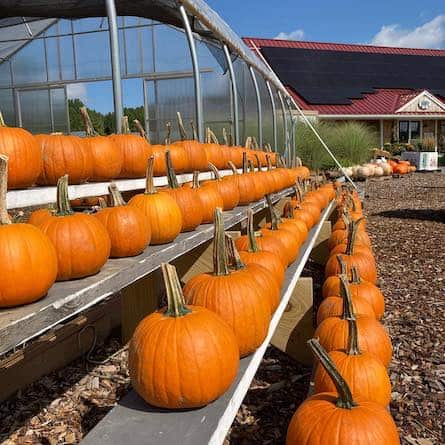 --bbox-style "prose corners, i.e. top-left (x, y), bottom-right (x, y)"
top-left (1, 172), bottom-right (444, 445)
